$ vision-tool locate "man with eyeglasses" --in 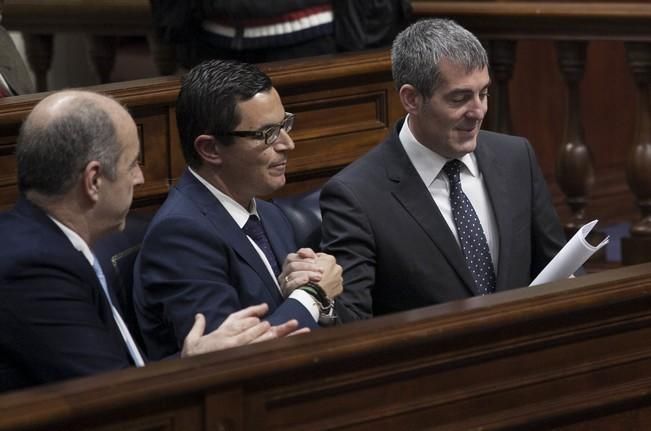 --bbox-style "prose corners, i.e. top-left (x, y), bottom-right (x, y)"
top-left (133, 59), bottom-right (343, 360)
